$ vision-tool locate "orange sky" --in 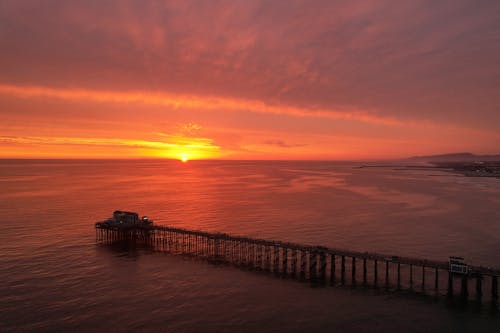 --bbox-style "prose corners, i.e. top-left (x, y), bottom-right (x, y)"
top-left (1, 1), bottom-right (499, 160)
